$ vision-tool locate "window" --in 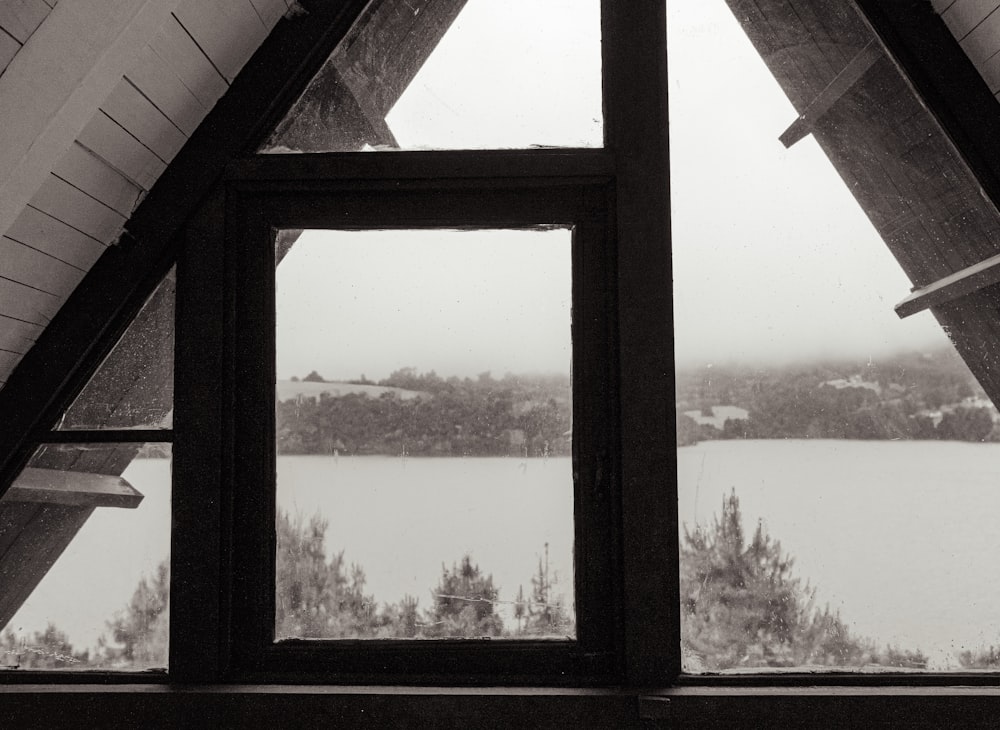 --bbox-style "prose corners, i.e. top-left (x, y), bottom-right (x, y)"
top-left (1, 270), bottom-right (174, 672)
top-left (669, 0), bottom-right (1000, 686)
top-left (223, 174), bottom-right (619, 680)
top-left (9, 0), bottom-right (1000, 723)
top-left (0, 0), bottom-right (671, 690)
